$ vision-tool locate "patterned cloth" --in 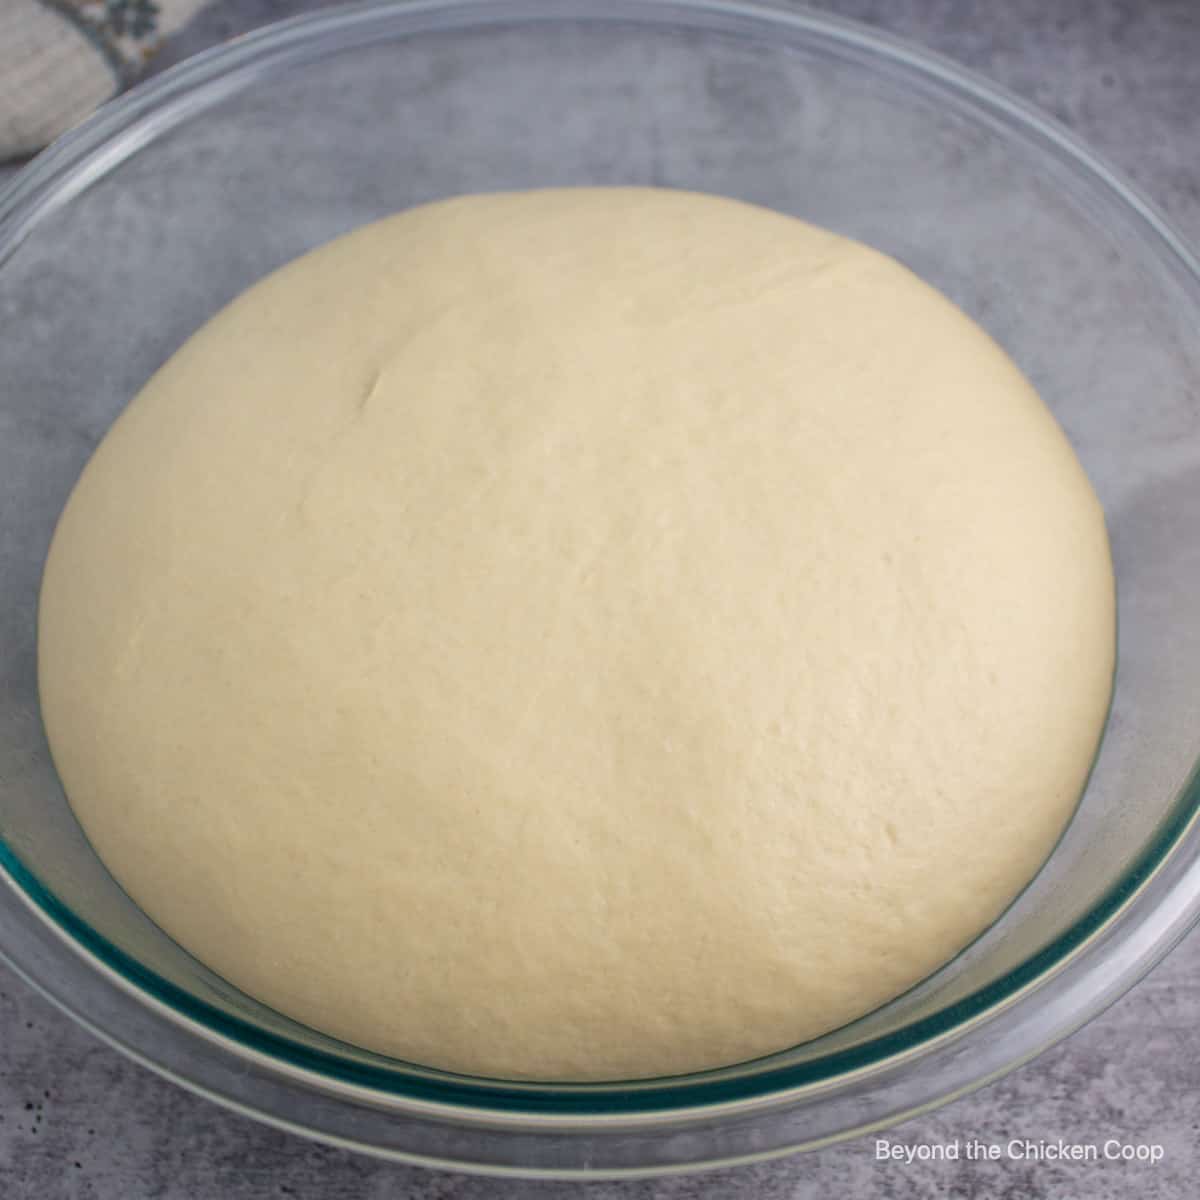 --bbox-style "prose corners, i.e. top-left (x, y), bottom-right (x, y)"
top-left (0, 0), bottom-right (204, 160)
